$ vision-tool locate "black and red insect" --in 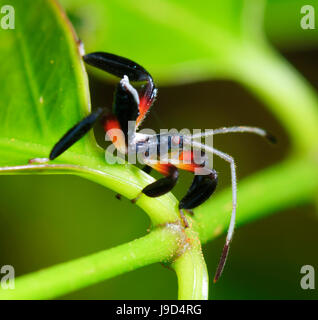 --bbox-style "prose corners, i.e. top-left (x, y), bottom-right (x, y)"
top-left (31, 52), bottom-right (275, 282)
